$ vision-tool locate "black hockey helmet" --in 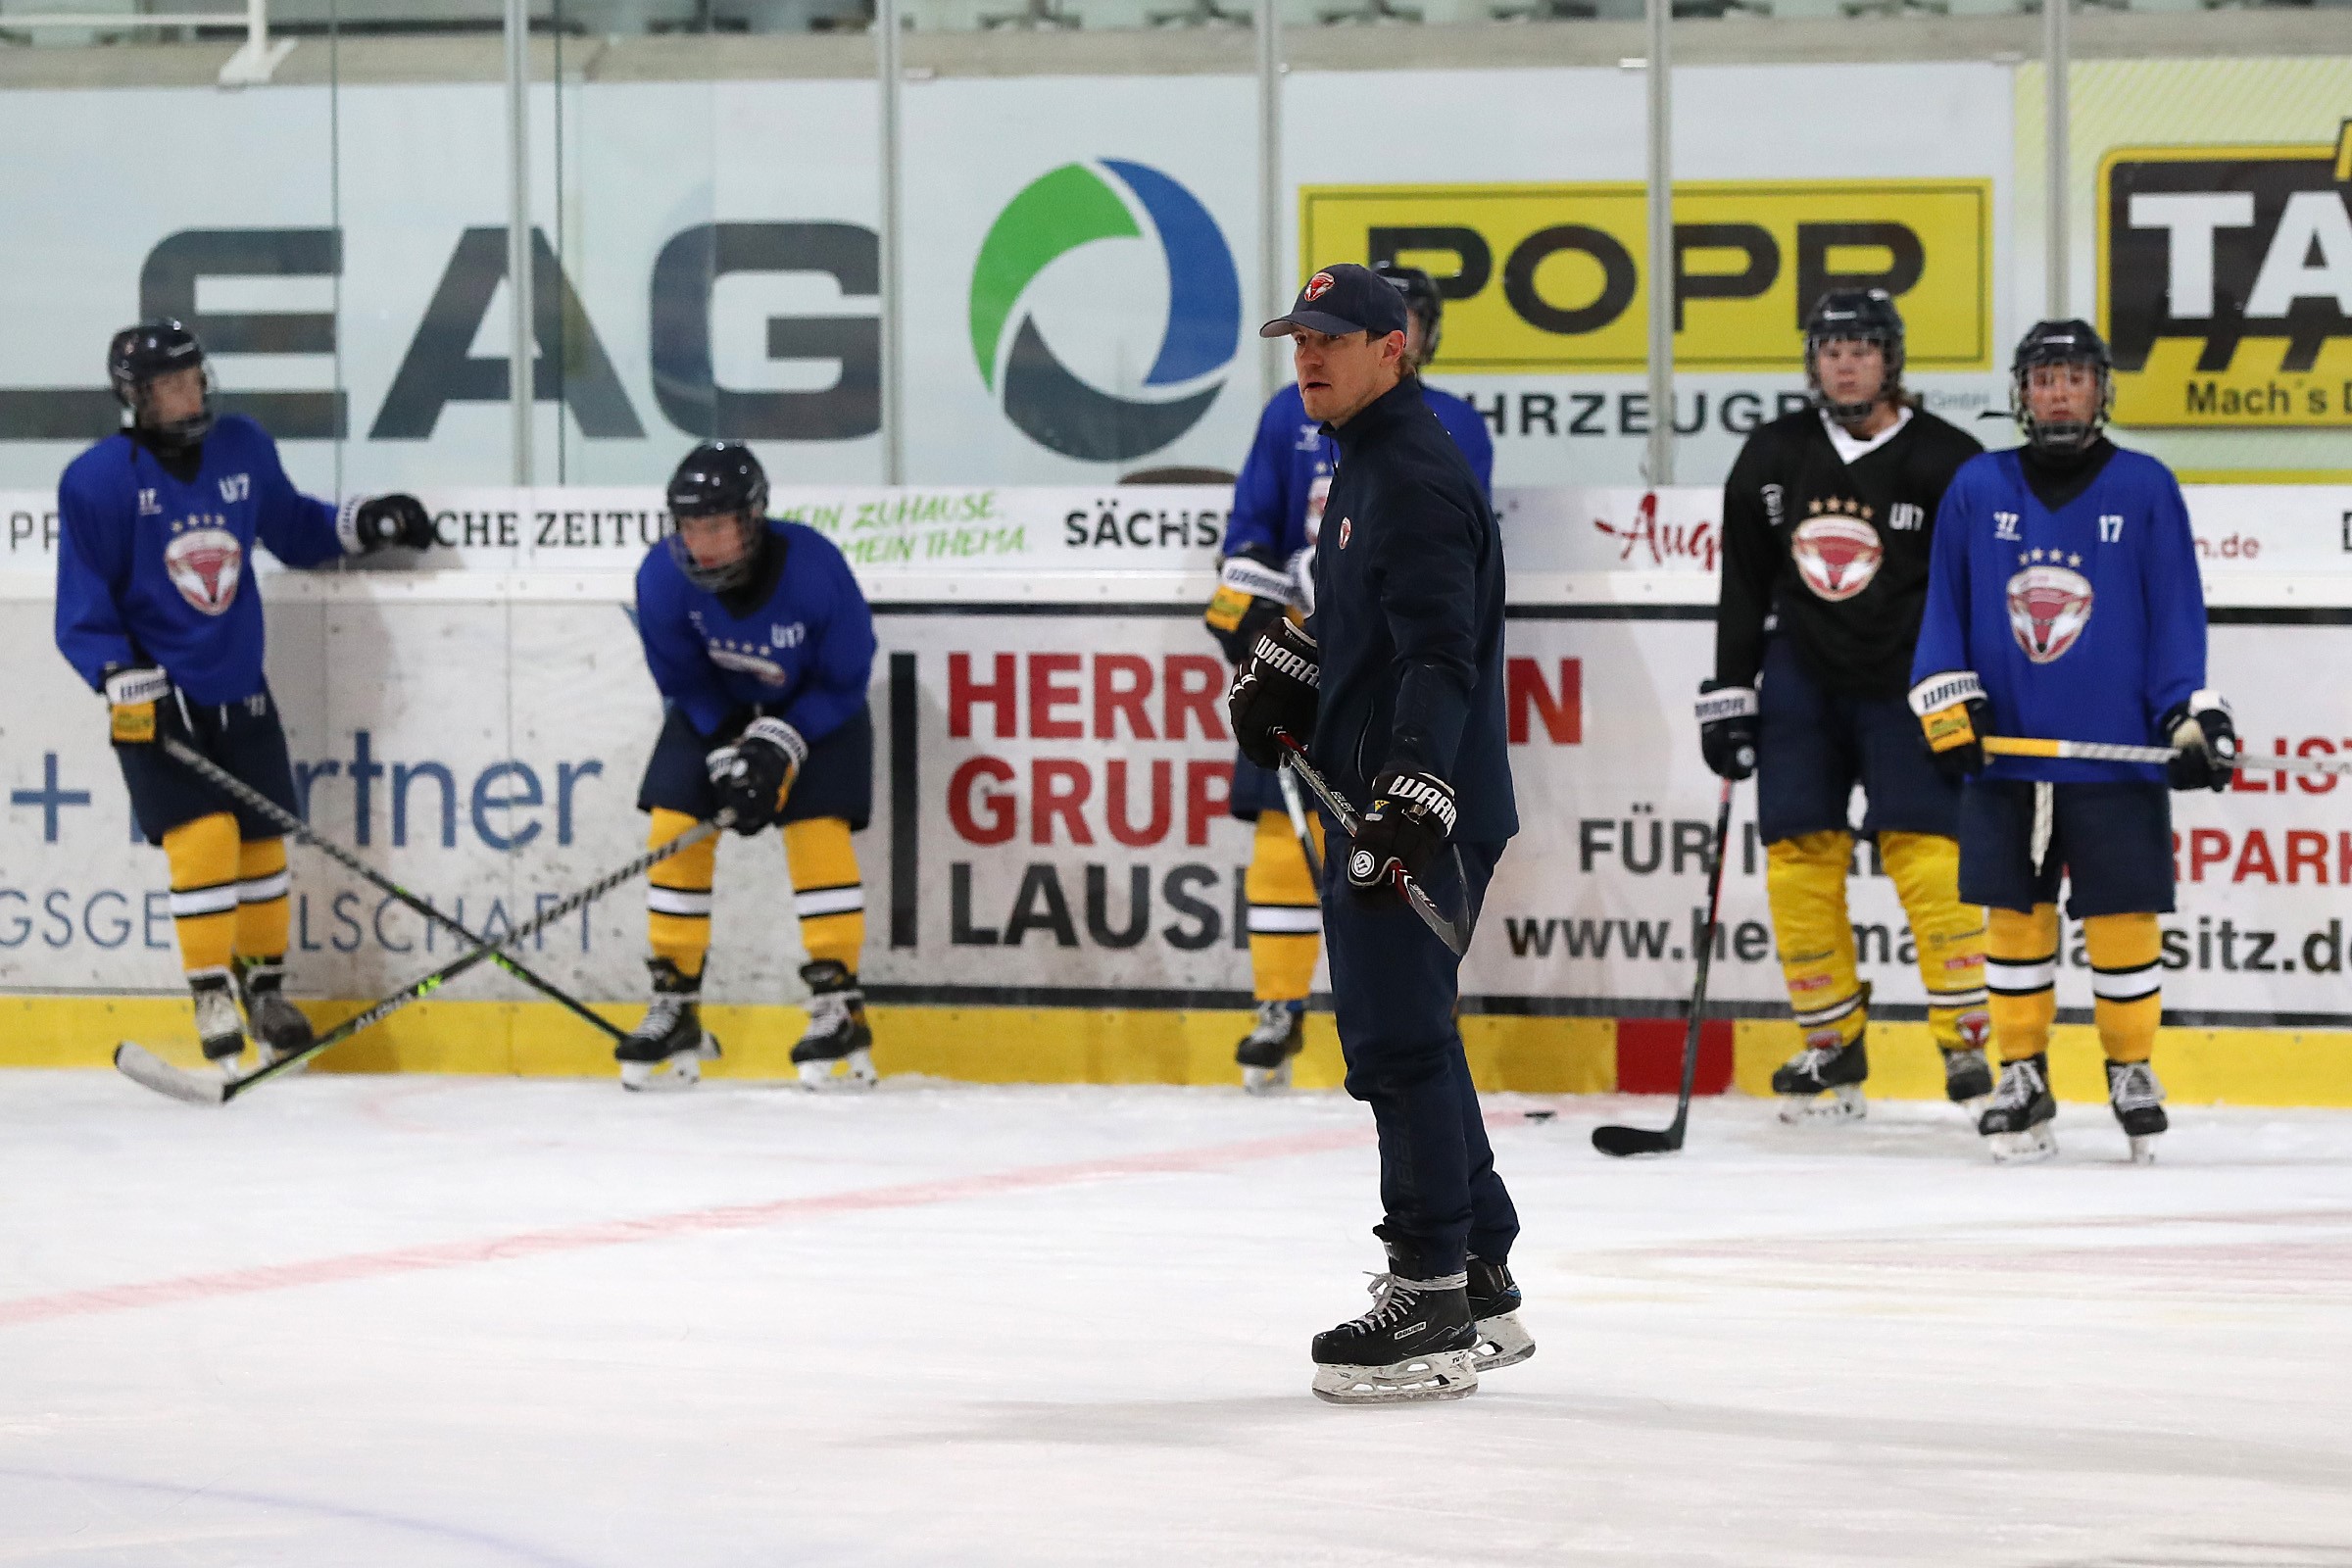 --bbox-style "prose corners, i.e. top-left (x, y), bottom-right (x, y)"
top-left (108, 318), bottom-right (215, 448)
top-left (2010, 318), bottom-right (2113, 454)
top-left (1373, 261), bottom-right (1445, 368)
top-left (1803, 289), bottom-right (1905, 423)
top-left (665, 440), bottom-right (769, 593)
